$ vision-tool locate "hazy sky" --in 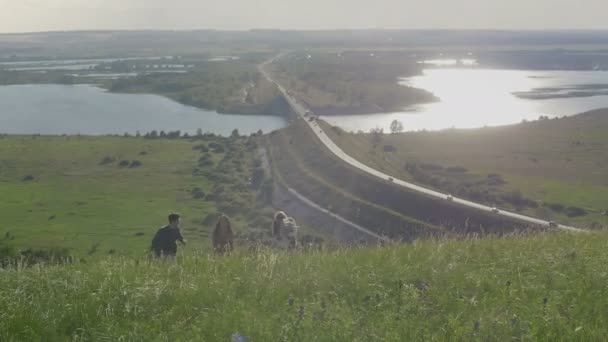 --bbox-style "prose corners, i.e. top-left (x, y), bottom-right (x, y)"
top-left (1, 0), bottom-right (607, 33)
